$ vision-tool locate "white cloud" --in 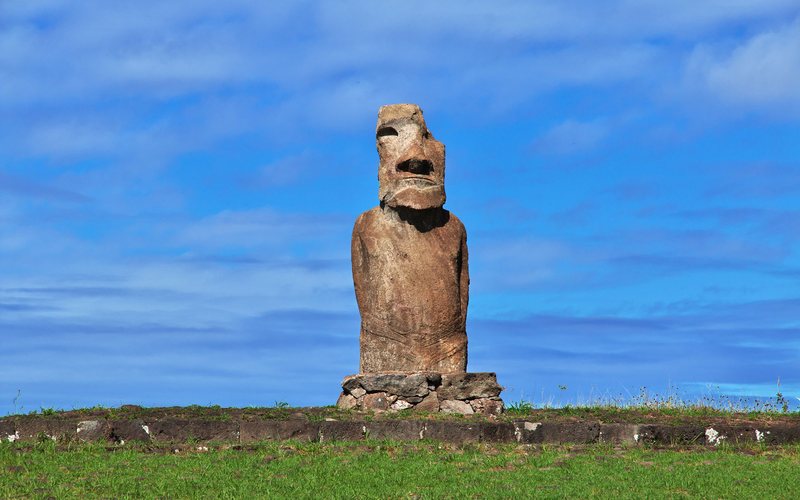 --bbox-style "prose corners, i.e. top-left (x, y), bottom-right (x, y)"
top-left (255, 152), bottom-right (317, 187)
top-left (610, 0), bottom-right (800, 38)
top-left (0, 200), bottom-right (354, 334)
top-left (1, 0), bottom-right (797, 170)
top-left (318, 1), bottom-right (800, 44)
top-left (472, 237), bottom-right (575, 291)
top-left (685, 16), bottom-right (800, 114)
top-left (176, 208), bottom-right (350, 251)
top-left (533, 119), bottom-right (610, 155)
top-left (24, 119), bottom-right (122, 159)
